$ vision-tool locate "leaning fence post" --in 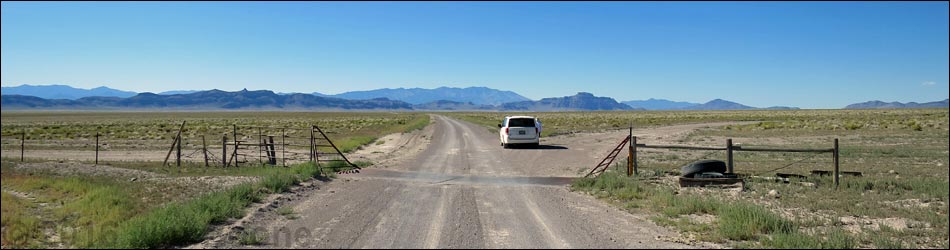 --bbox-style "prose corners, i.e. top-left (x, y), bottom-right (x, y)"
top-left (834, 138), bottom-right (840, 188)
top-left (162, 121), bottom-right (186, 167)
top-left (726, 139), bottom-right (734, 174)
